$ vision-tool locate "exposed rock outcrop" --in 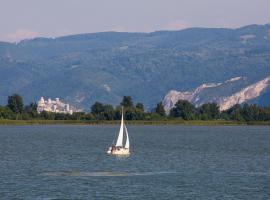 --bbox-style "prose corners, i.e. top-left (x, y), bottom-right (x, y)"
top-left (163, 76), bottom-right (270, 113)
top-left (218, 77), bottom-right (270, 111)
